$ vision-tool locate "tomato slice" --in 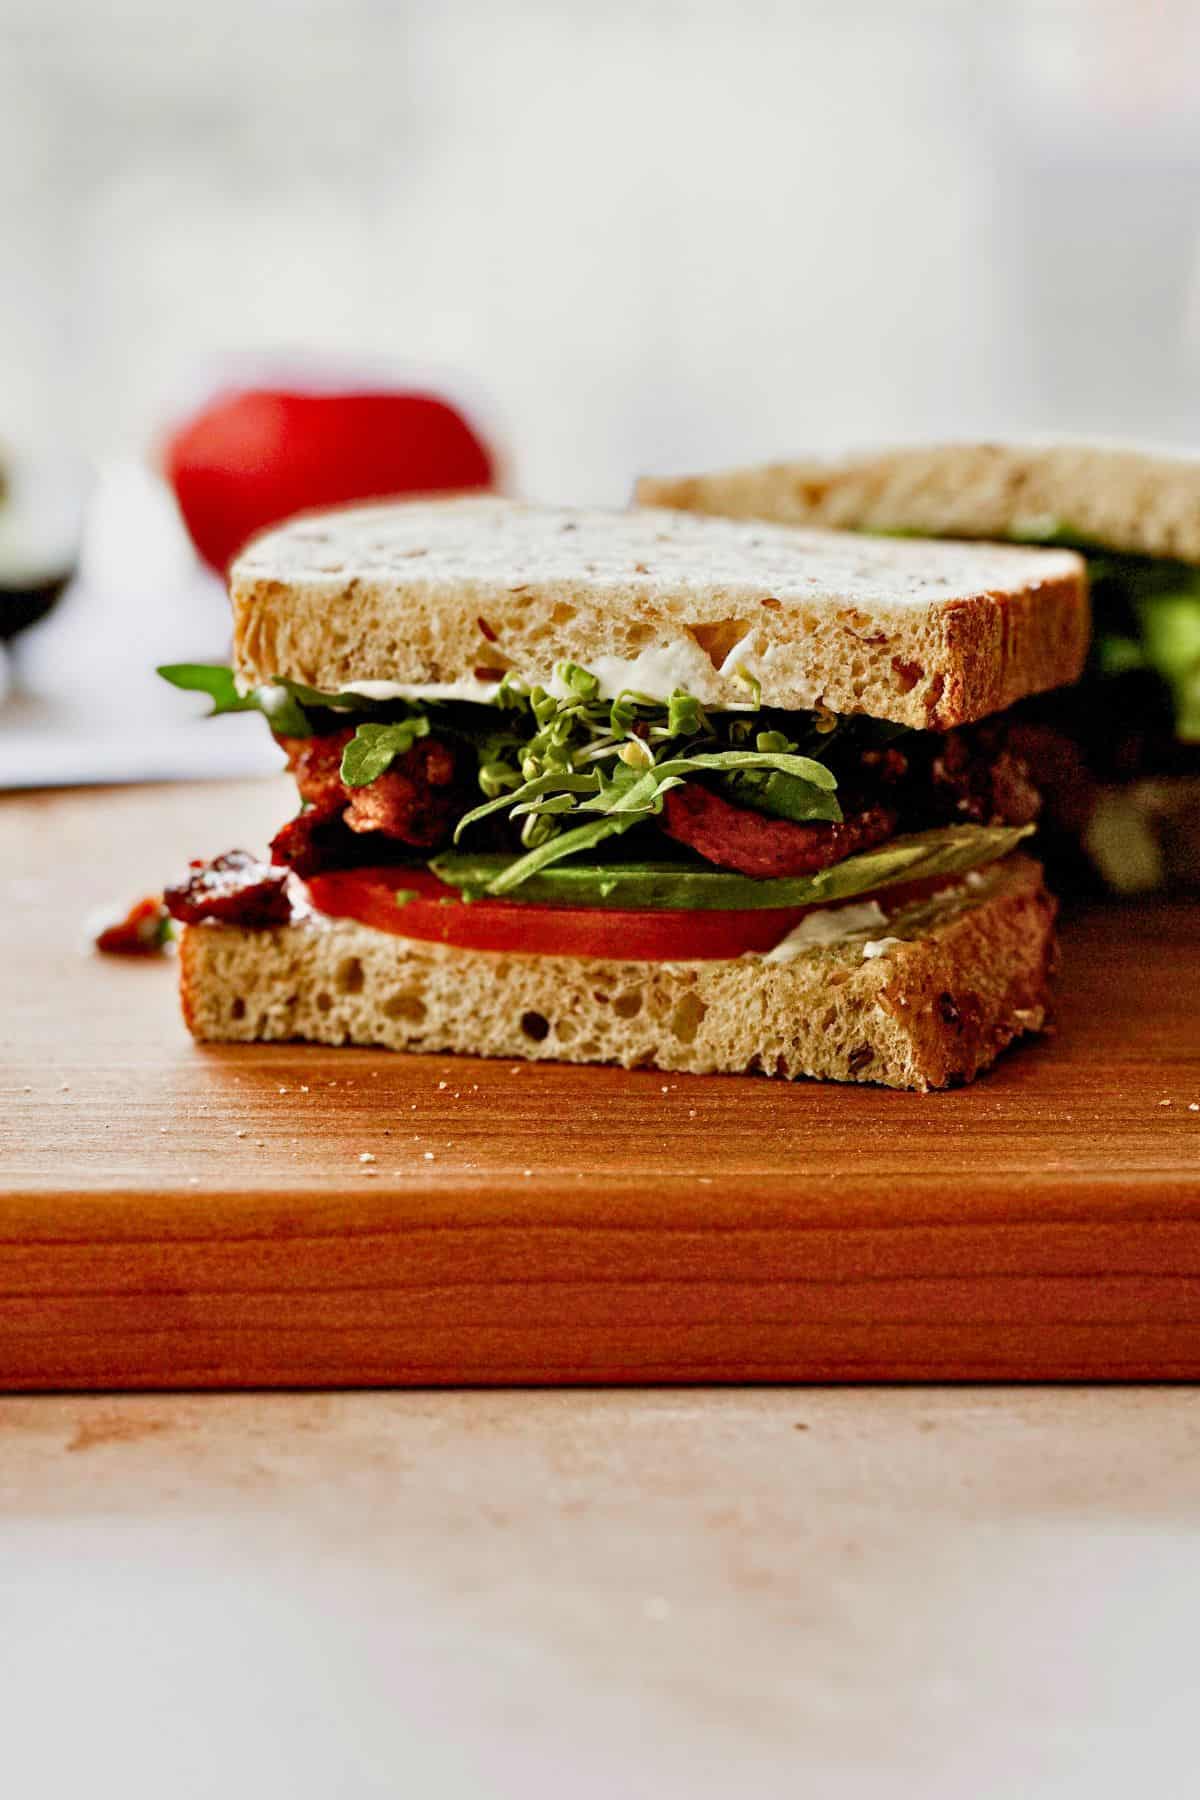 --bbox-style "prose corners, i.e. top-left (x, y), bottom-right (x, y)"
top-left (305, 866), bottom-right (826, 960)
